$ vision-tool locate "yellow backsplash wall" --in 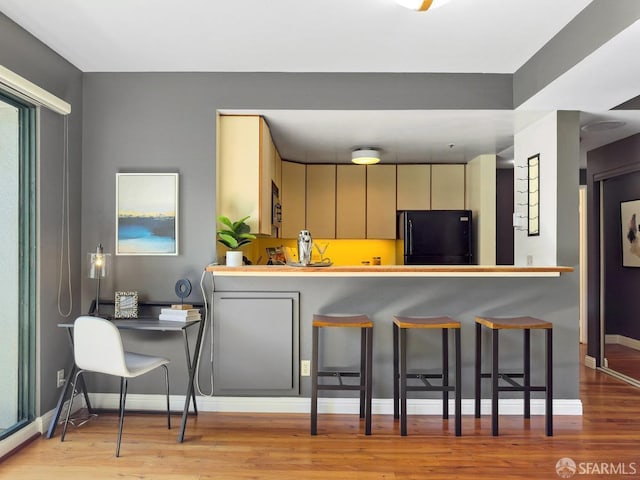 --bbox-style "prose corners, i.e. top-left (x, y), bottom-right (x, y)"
top-left (242, 238), bottom-right (399, 266)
